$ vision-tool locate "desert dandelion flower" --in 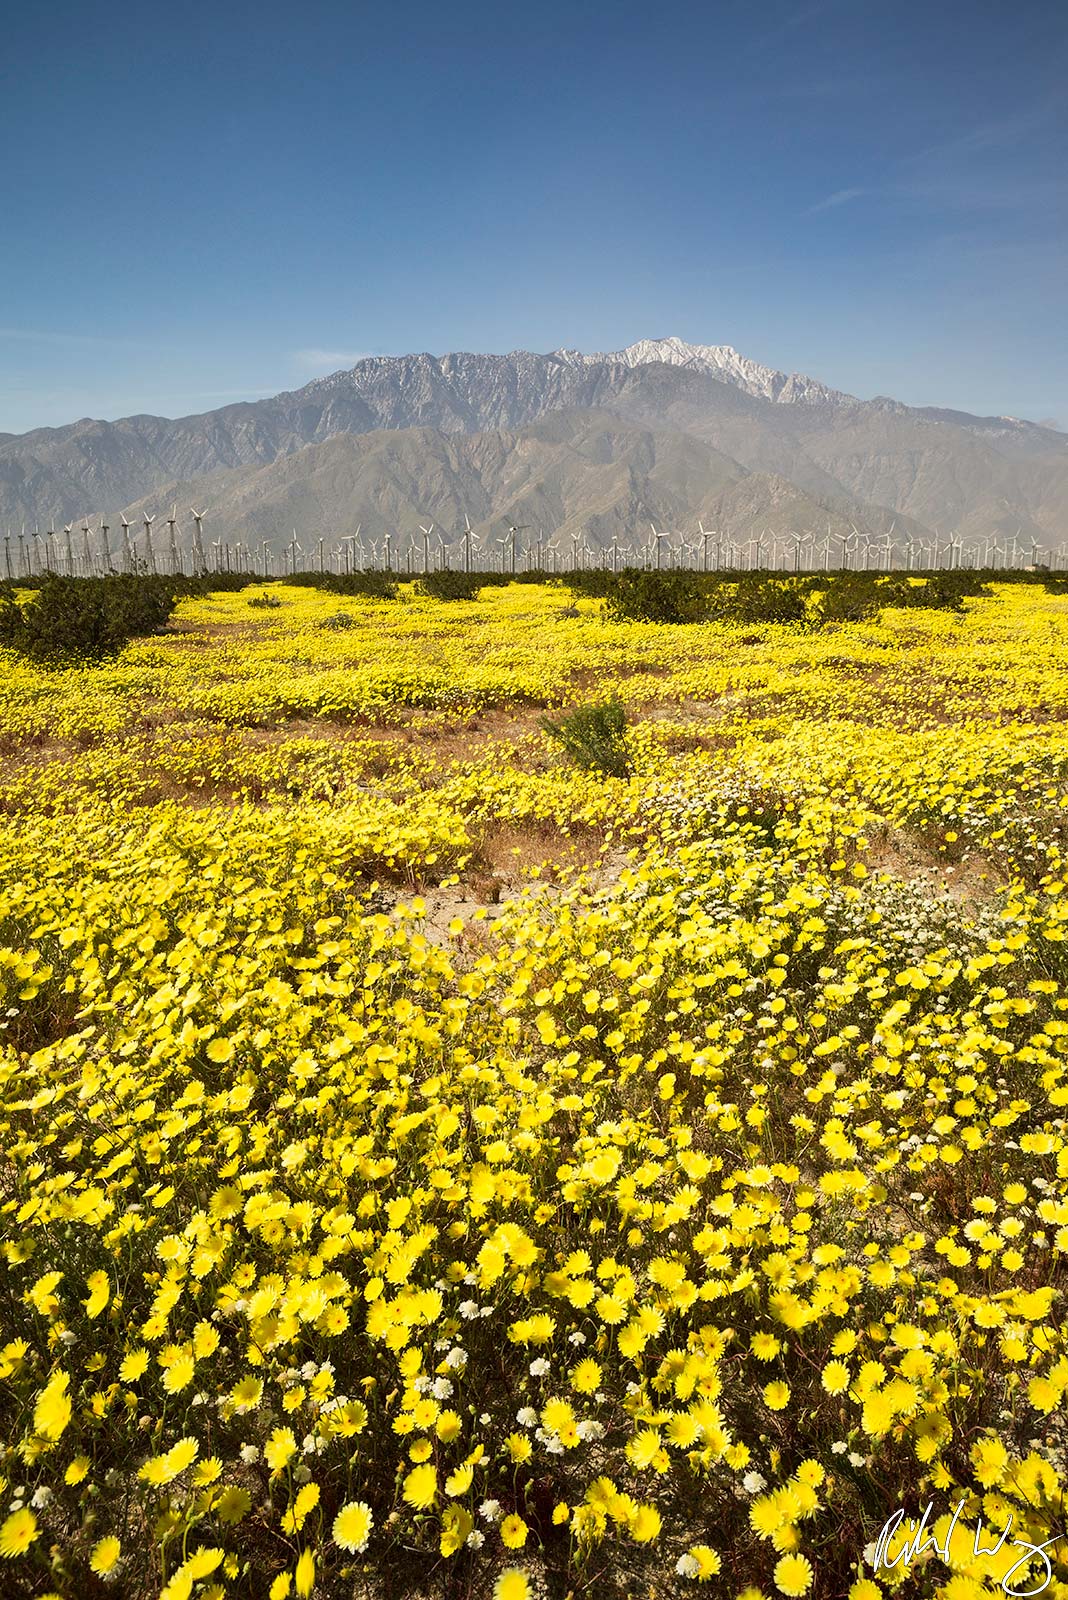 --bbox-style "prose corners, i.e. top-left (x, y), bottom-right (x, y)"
top-left (0, 1508), bottom-right (38, 1559)
top-left (332, 1501), bottom-right (373, 1554)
